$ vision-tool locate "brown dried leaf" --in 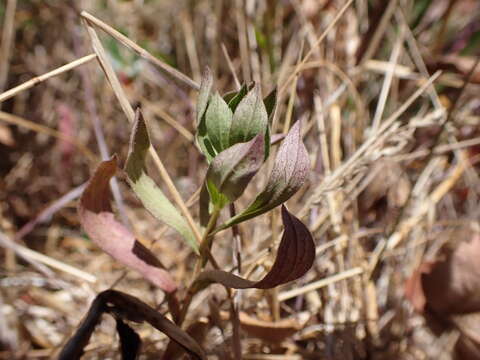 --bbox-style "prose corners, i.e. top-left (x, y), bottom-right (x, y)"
top-left (78, 156), bottom-right (176, 292)
top-left (238, 312), bottom-right (301, 343)
top-left (195, 206), bottom-right (315, 289)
